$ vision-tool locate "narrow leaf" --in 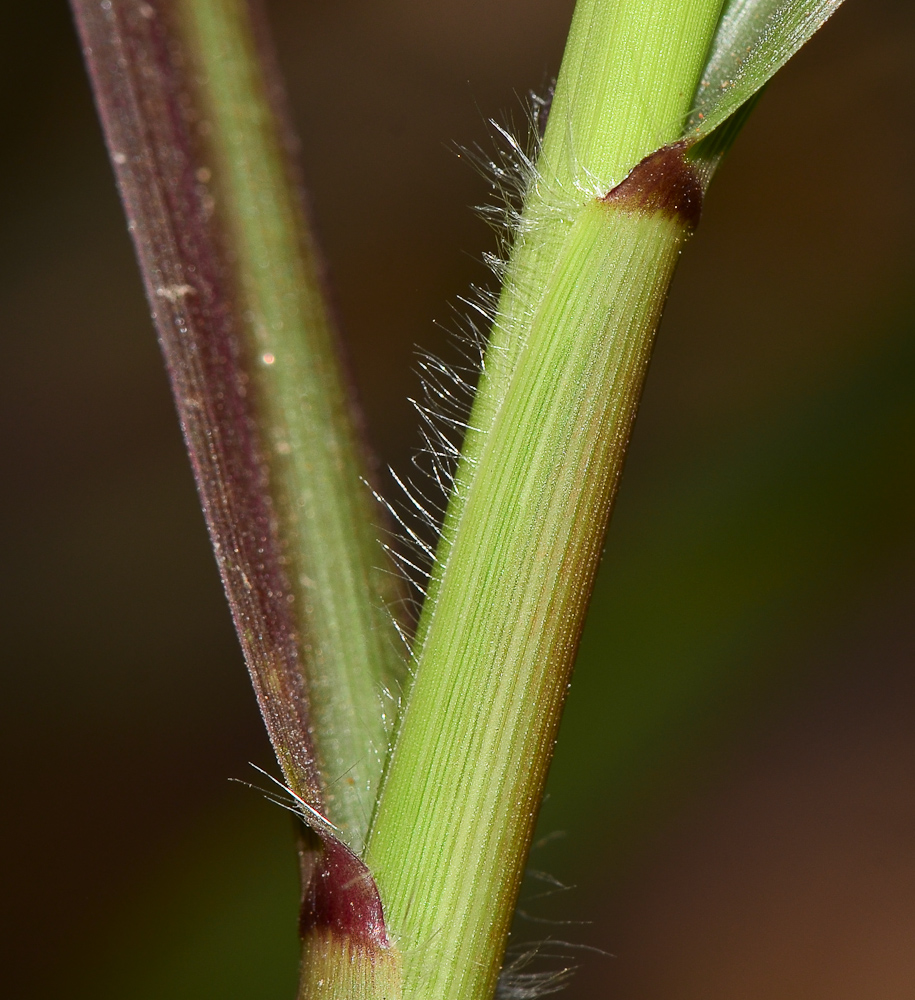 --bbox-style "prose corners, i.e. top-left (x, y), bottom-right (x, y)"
top-left (687, 0), bottom-right (849, 137)
top-left (172, 0), bottom-right (405, 855)
top-left (73, 3), bottom-right (404, 989)
top-left (71, 0), bottom-right (322, 808)
top-left (70, 0), bottom-right (405, 852)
